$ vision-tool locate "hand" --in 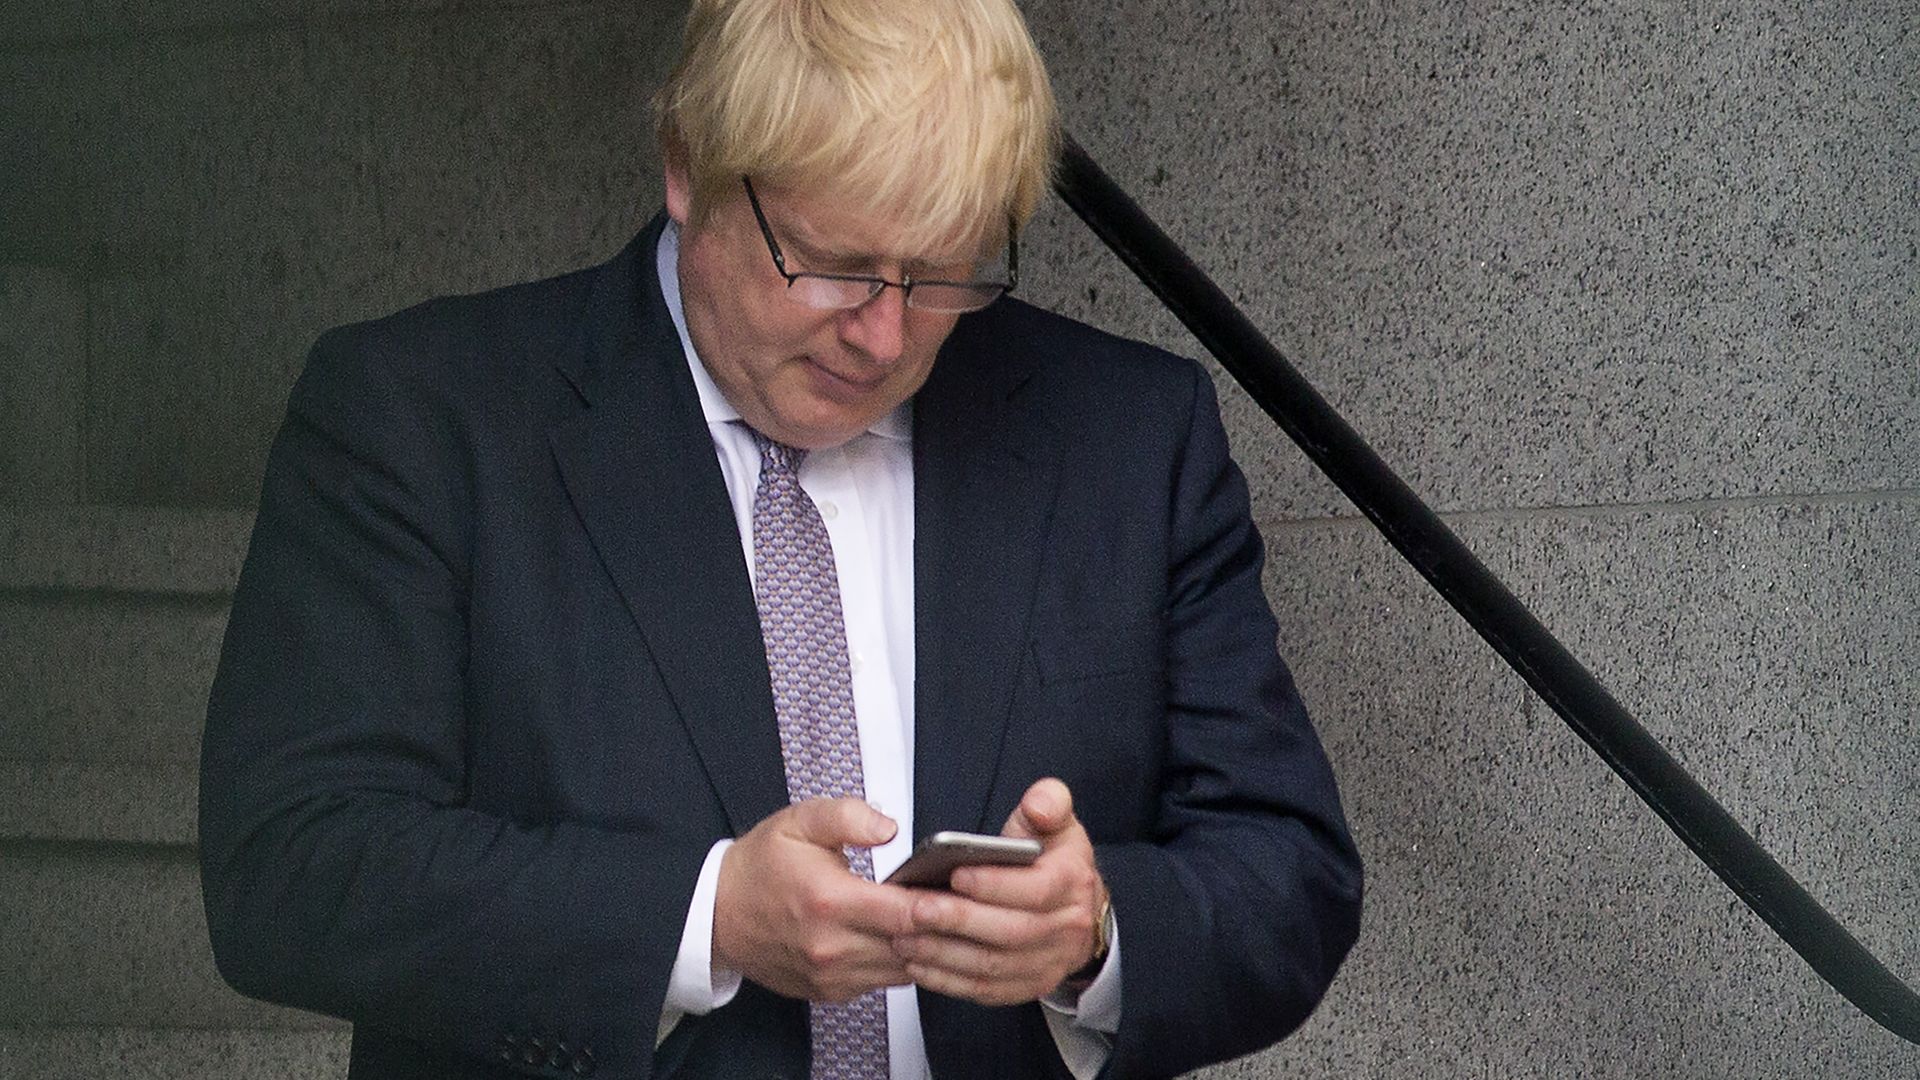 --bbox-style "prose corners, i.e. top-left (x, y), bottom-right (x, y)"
top-left (894, 778), bottom-right (1110, 1006)
top-left (713, 798), bottom-right (918, 1003)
